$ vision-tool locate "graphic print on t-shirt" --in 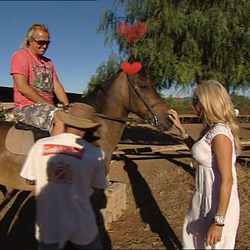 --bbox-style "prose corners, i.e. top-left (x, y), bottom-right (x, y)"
top-left (32, 62), bottom-right (53, 92)
top-left (43, 144), bottom-right (85, 184)
top-left (43, 144), bottom-right (84, 159)
top-left (47, 161), bottom-right (74, 184)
